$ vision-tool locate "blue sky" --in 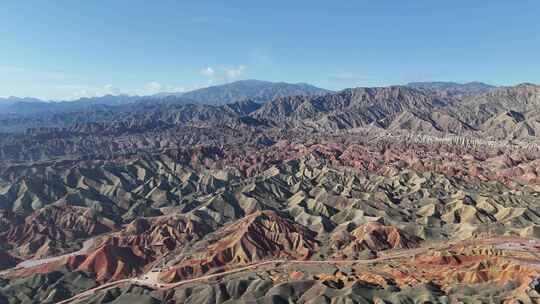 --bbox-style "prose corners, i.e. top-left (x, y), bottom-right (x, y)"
top-left (1, 0), bottom-right (539, 100)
